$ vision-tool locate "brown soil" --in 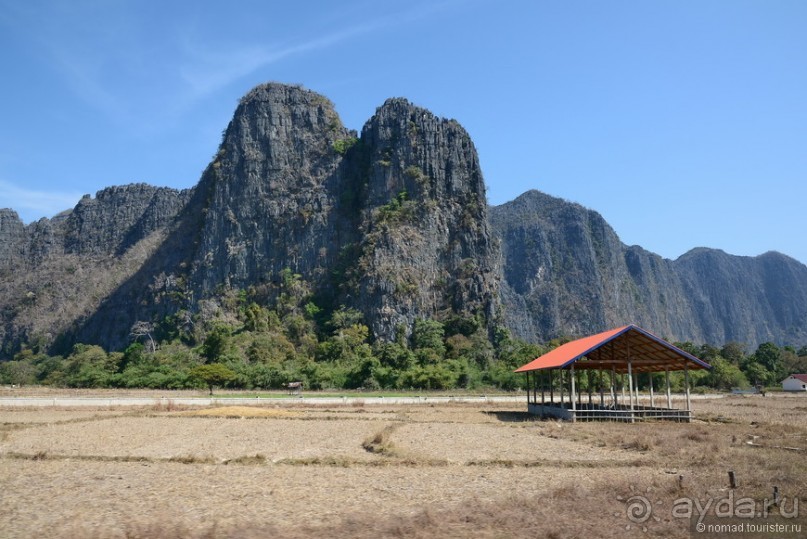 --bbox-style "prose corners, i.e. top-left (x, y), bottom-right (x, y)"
top-left (1, 395), bottom-right (805, 538)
